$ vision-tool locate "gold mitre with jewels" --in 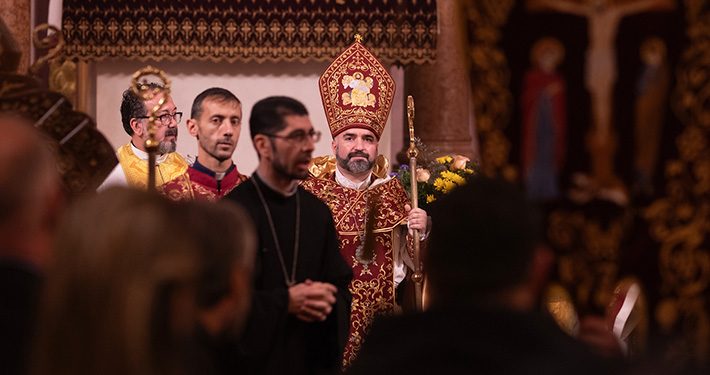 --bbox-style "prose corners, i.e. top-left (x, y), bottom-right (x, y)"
top-left (319, 35), bottom-right (395, 139)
